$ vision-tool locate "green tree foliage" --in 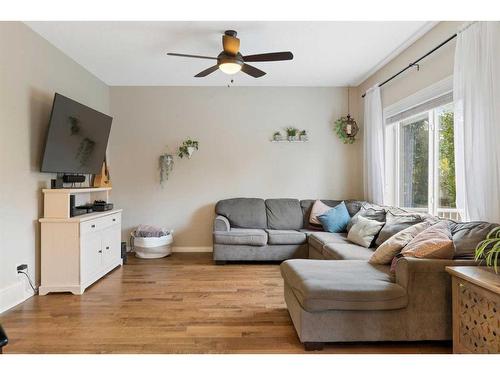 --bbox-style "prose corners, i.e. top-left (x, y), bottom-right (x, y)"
top-left (401, 119), bottom-right (429, 208)
top-left (438, 111), bottom-right (456, 208)
top-left (411, 120), bottom-right (429, 207)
